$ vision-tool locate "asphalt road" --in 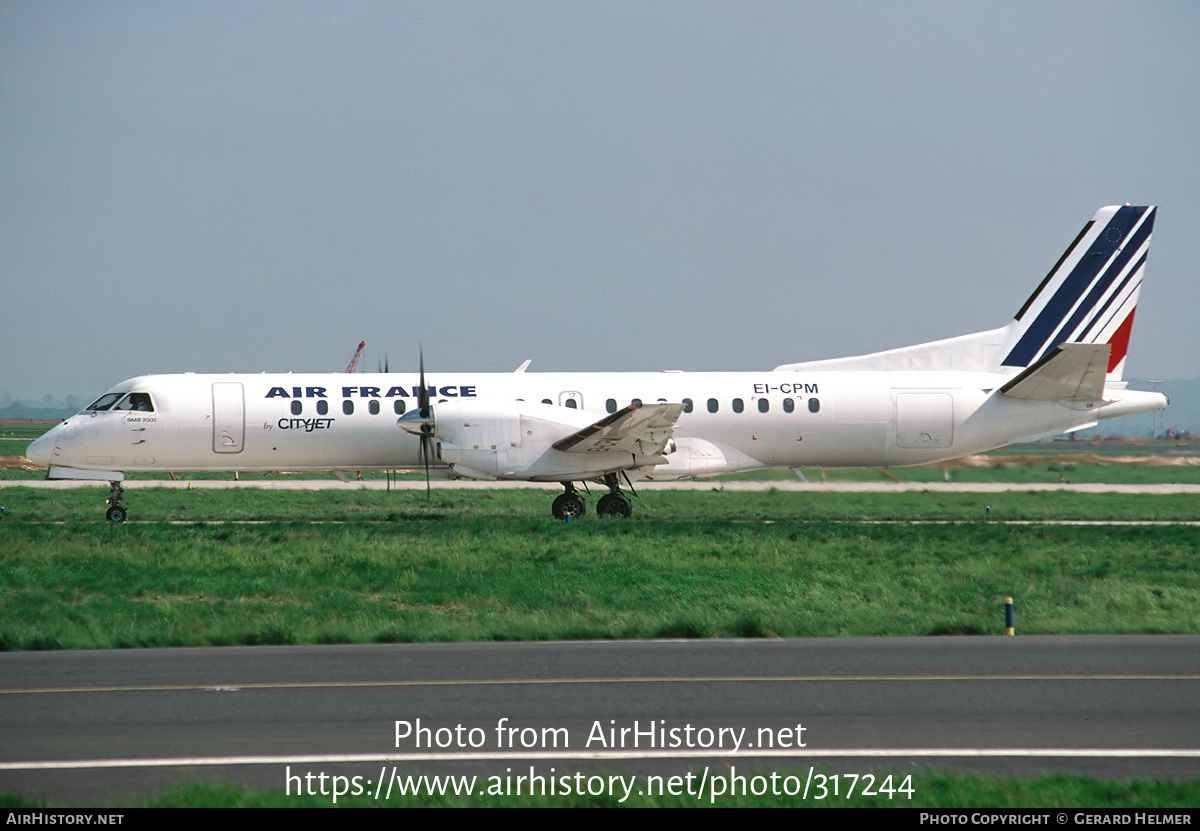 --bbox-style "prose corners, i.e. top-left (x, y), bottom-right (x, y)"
top-left (2, 637), bottom-right (1198, 805)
